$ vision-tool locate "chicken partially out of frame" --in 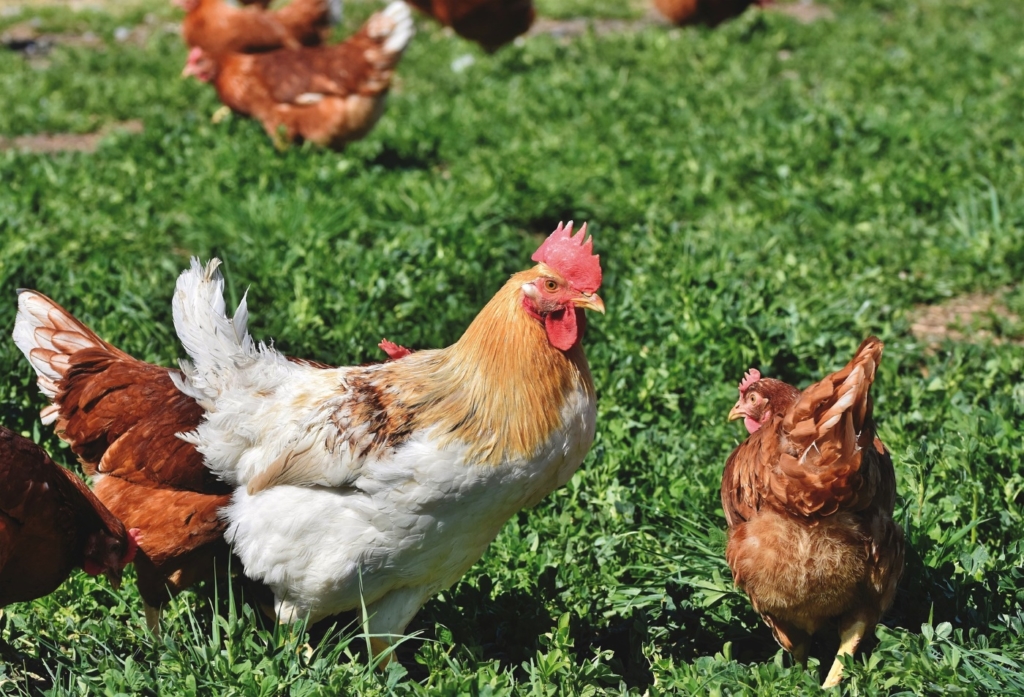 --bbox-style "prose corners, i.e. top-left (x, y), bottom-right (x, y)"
top-left (652, 0), bottom-right (768, 27)
top-left (182, 1), bottom-right (414, 150)
top-left (16, 221), bottom-right (604, 662)
top-left (405, 0), bottom-right (535, 52)
top-left (0, 426), bottom-right (138, 607)
top-left (175, 0), bottom-right (341, 57)
top-left (722, 338), bottom-right (904, 688)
